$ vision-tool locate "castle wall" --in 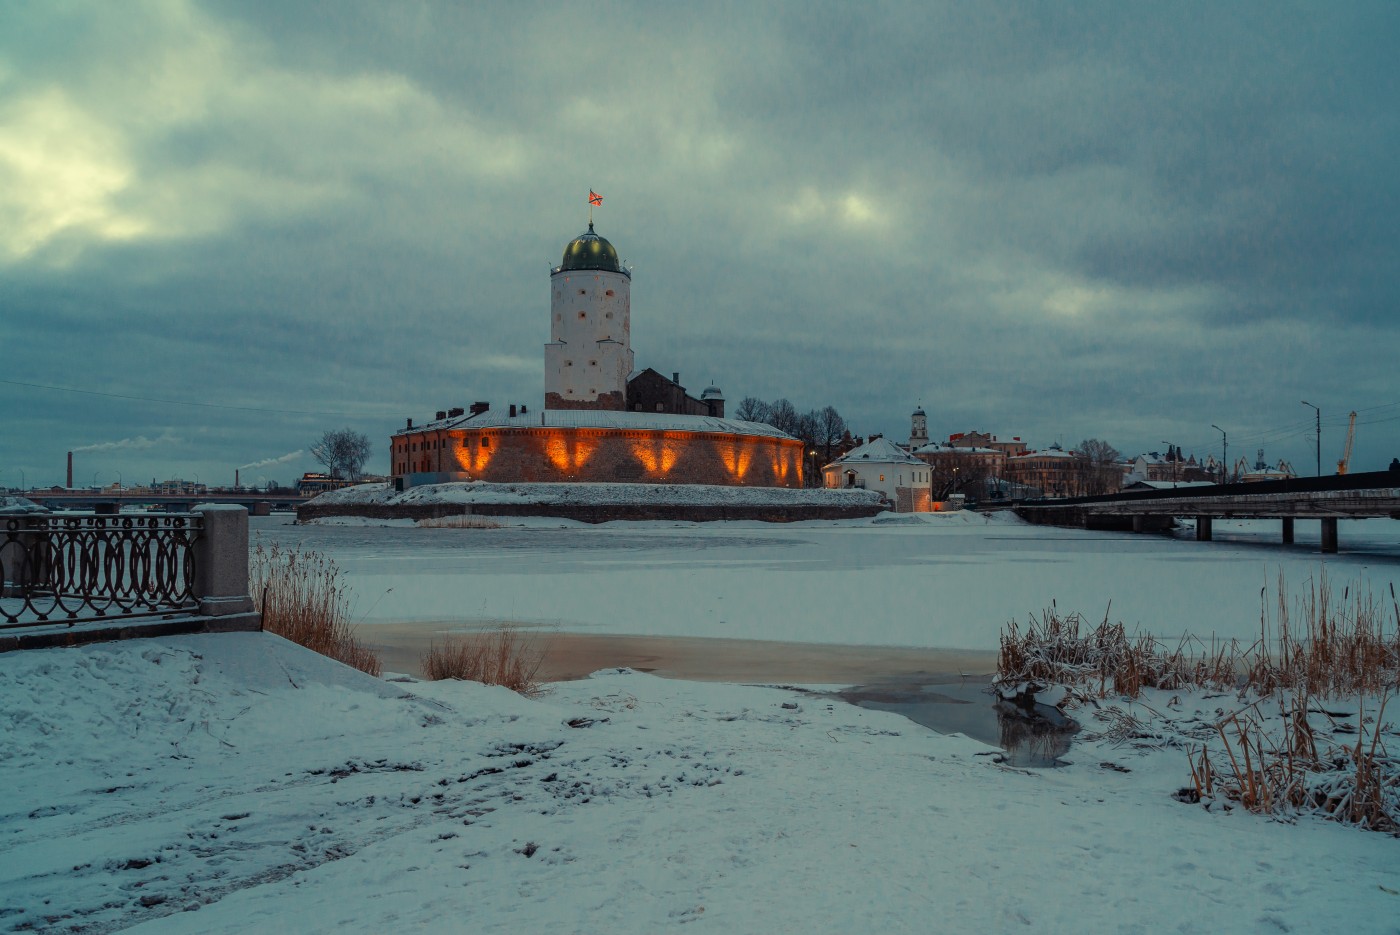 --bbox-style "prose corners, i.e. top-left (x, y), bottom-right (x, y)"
top-left (397, 426), bottom-right (806, 488)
